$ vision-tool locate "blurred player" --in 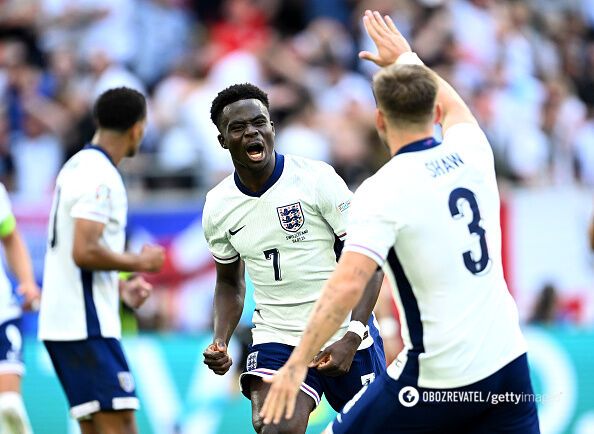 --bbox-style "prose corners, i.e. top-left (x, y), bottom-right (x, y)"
top-left (38, 88), bottom-right (165, 434)
top-left (202, 83), bottom-right (386, 433)
top-left (0, 183), bottom-right (39, 434)
top-left (261, 11), bottom-right (540, 434)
